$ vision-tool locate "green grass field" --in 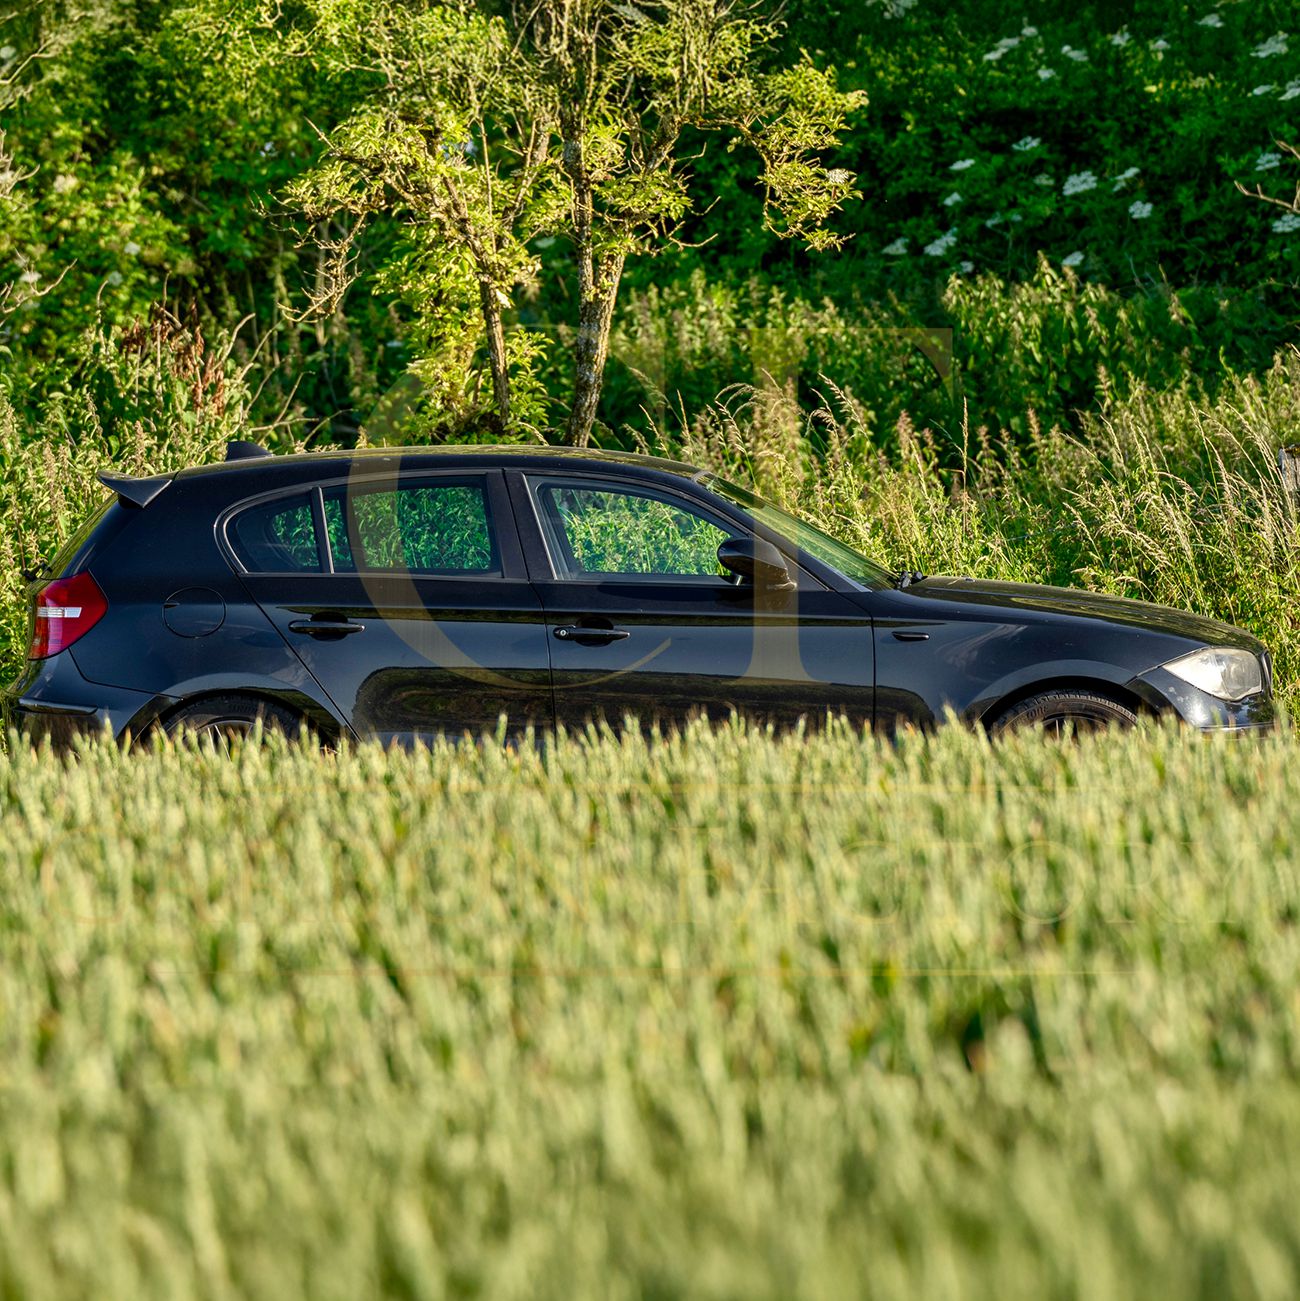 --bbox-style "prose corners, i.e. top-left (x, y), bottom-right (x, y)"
top-left (3, 721), bottom-right (1298, 1299)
